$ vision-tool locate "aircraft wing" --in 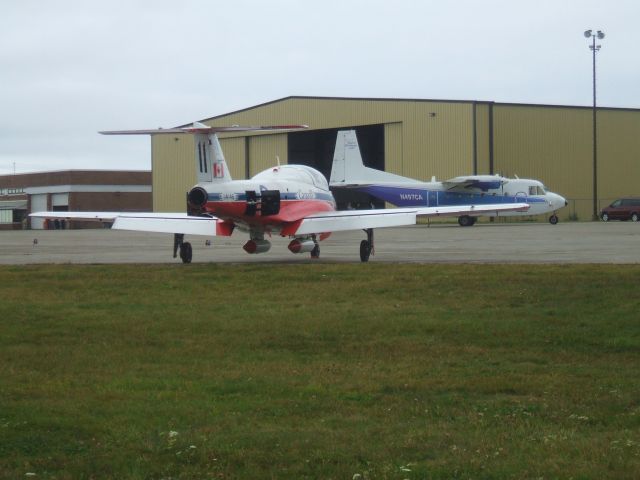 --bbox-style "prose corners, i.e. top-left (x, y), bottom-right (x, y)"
top-left (291, 203), bottom-right (529, 235)
top-left (442, 175), bottom-right (506, 192)
top-left (100, 123), bottom-right (309, 135)
top-left (32, 202), bottom-right (528, 238)
top-left (29, 212), bottom-right (220, 236)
